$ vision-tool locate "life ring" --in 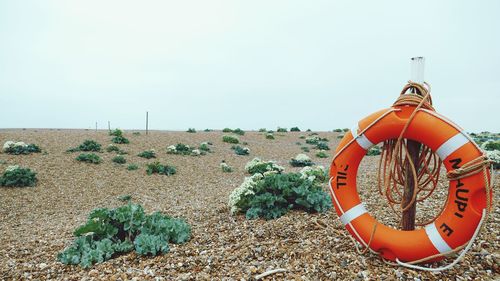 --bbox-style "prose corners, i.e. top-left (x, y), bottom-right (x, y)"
top-left (328, 105), bottom-right (492, 263)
